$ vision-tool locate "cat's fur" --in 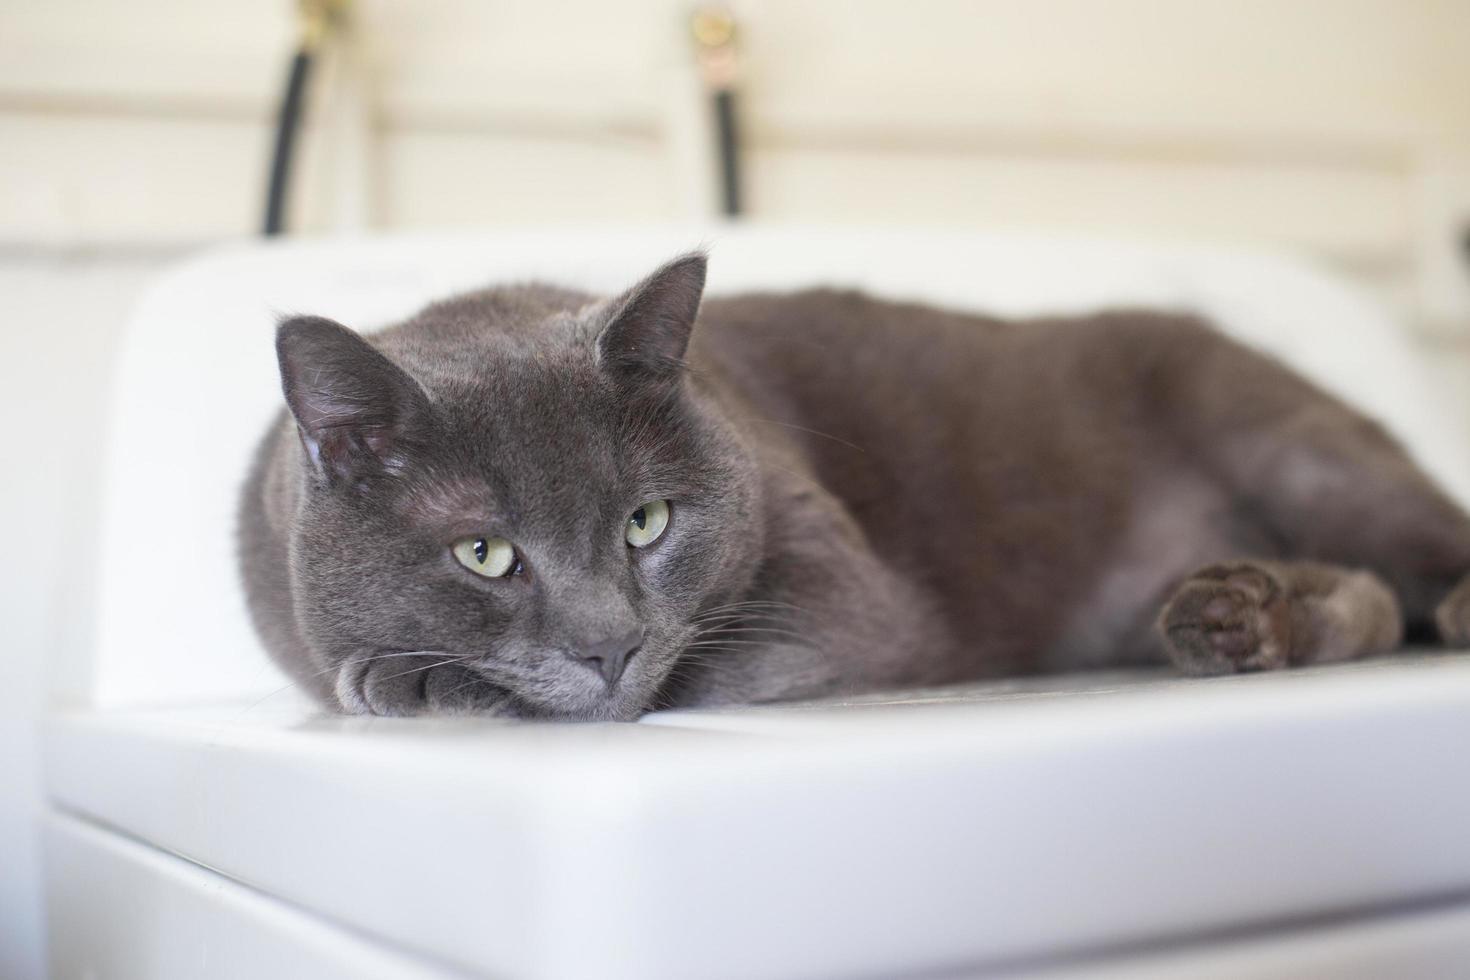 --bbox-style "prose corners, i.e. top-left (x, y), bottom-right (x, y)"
top-left (238, 253), bottom-right (1470, 719)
